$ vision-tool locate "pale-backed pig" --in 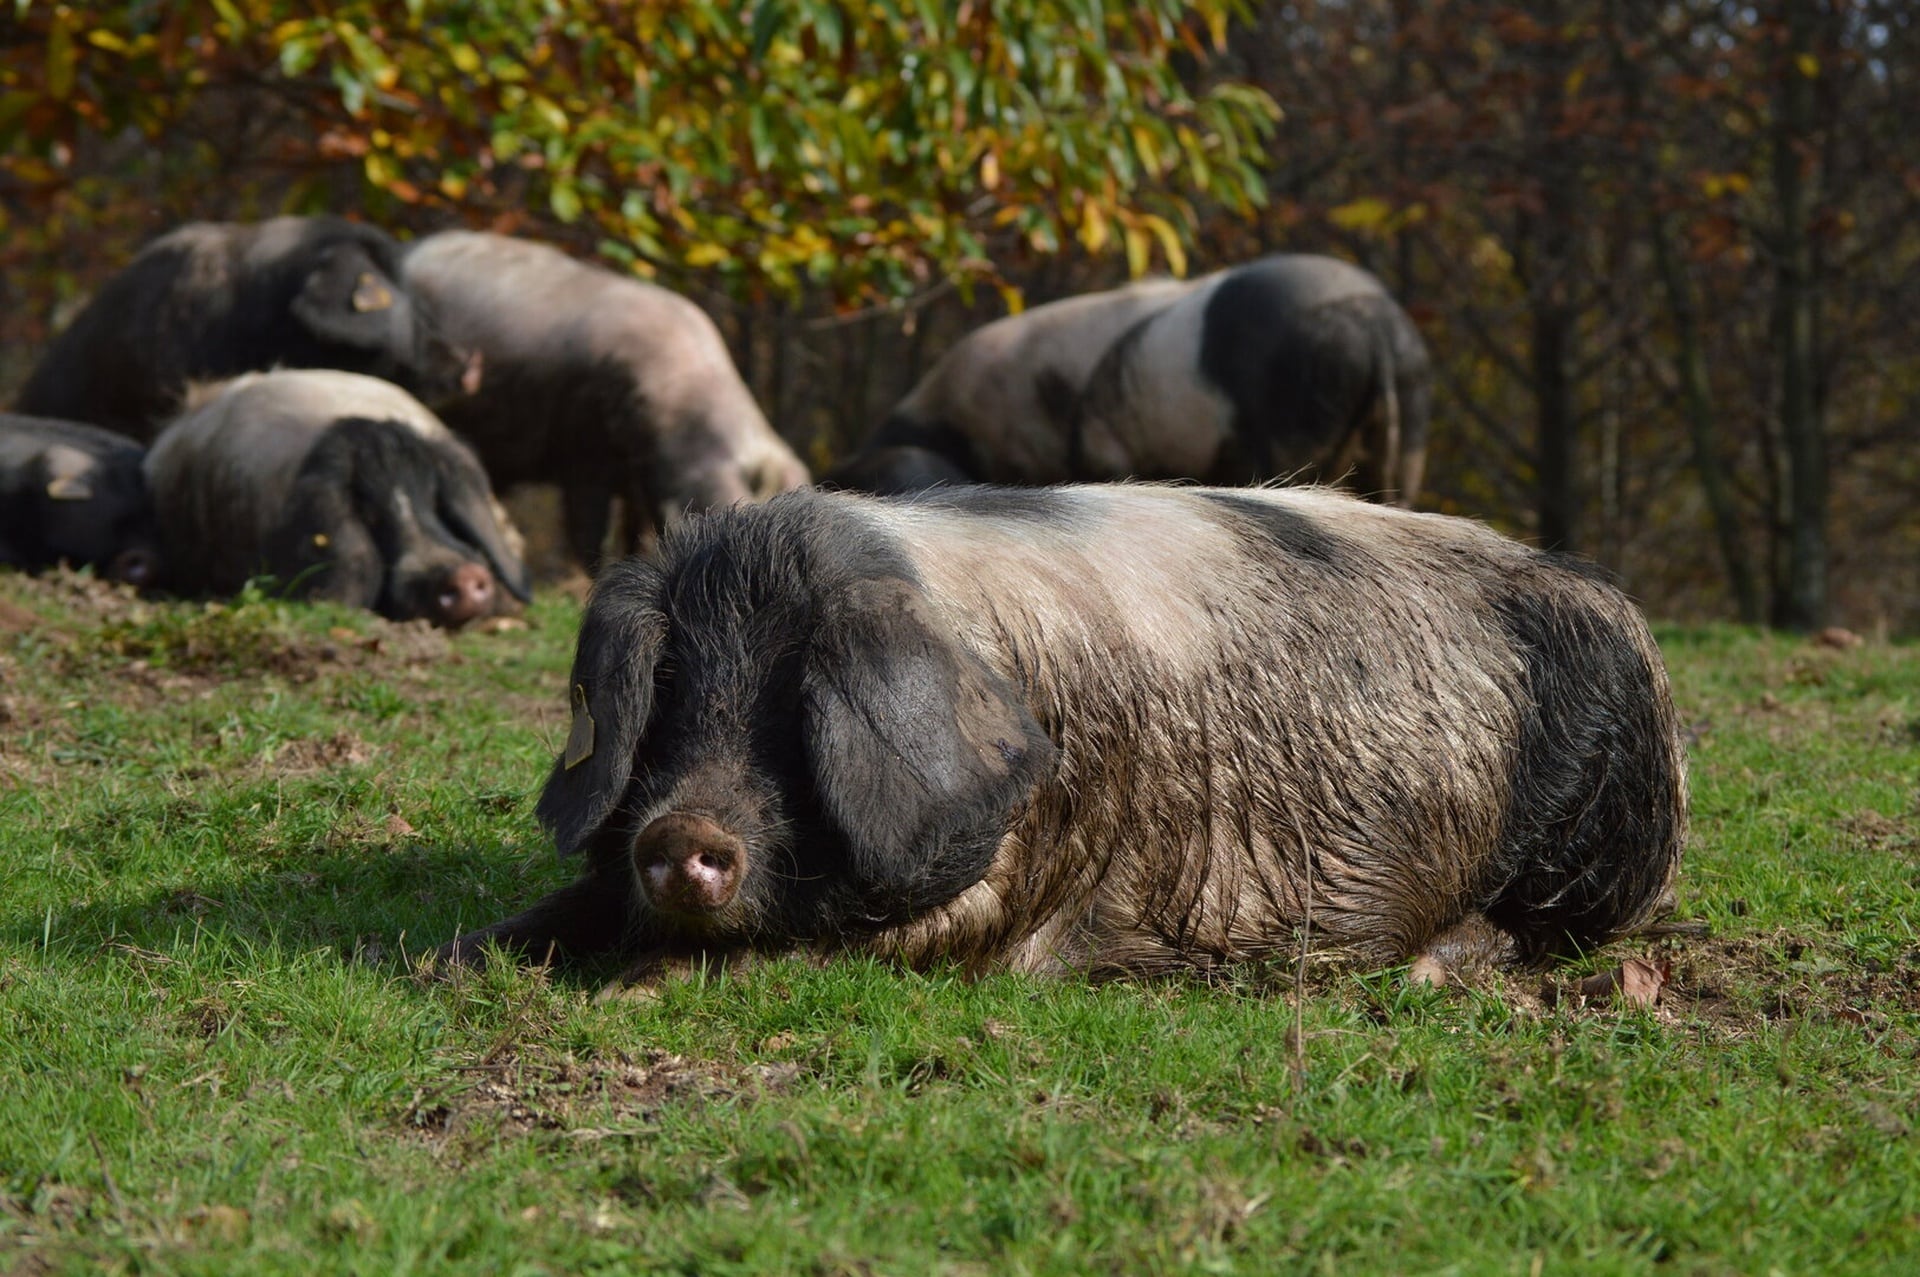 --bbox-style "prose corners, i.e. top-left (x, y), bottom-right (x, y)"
top-left (439, 484), bottom-right (1686, 985)
top-left (828, 278), bottom-right (1191, 490)
top-left (0, 413), bottom-right (162, 586)
top-left (1076, 254), bottom-right (1432, 504)
top-left (14, 216), bottom-right (476, 438)
top-left (400, 230), bottom-right (811, 567)
top-left (831, 255), bottom-right (1431, 505)
top-left (145, 370), bottom-right (529, 627)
